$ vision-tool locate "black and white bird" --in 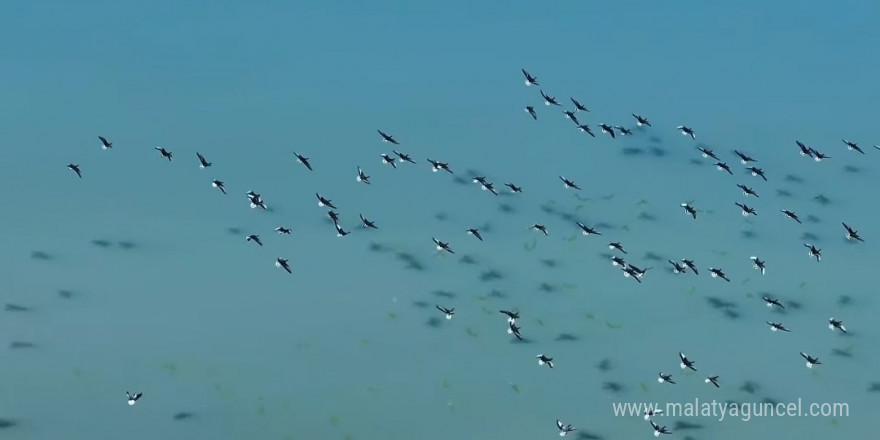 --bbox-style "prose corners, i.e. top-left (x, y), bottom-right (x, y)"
top-left (246, 234), bottom-right (263, 246)
top-left (378, 130), bottom-right (399, 144)
top-left (436, 305), bottom-right (454, 320)
top-left (540, 90), bottom-right (560, 106)
top-left (275, 258), bottom-right (292, 274)
top-left (800, 352), bottom-right (821, 369)
top-left (570, 97), bottom-right (589, 112)
top-left (763, 296), bottom-right (784, 309)
top-left (599, 123), bottom-right (616, 138)
top-left (359, 214), bottom-right (378, 229)
top-left (650, 421), bottom-right (672, 436)
top-left (715, 161), bottom-right (733, 175)
top-left (334, 222), bottom-right (349, 237)
top-left (466, 228), bottom-right (483, 241)
top-left (828, 318), bottom-right (847, 334)
top-left (499, 310), bottom-right (519, 324)
top-left (531, 224), bottom-right (549, 236)
top-left (804, 243), bottom-right (821, 262)
top-left (681, 203), bottom-right (697, 220)
top-left (521, 69), bottom-right (539, 86)
top-left (155, 146), bottom-right (173, 161)
top-left (736, 202), bottom-right (757, 216)
top-left (842, 222), bottom-right (864, 242)
top-left (615, 126), bottom-right (633, 136)
top-left (781, 209), bottom-right (802, 223)
top-left (709, 267), bottom-right (730, 282)
top-left (698, 147), bottom-right (719, 160)
top-left (746, 166), bottom-right (767, 181)
top-left (67, 163), bottom-right (82, 178)
top-left (750, 256), bottom-right (766, 275)
top-left (643, 408), bottom-right (664, 421)
top-left (632, 114), bottom-right (651, 127)
top-left (126, 391), bottom-right (143, 406)
top-left (356, 167), bottom-right (371, 184)
top-left (796, 141), bottom-right (814, 158)
top-left (560, 176), bottom-right (581, 190)
top-left (247, 191), bottom-right (267, 210)
top-left (562, 110), bottom-right (579, 125)
top-left (211, 179), bottom-right (227, 194)
top-left (767, 322), bottom-right (791, 332)
top-left (275, 226), bottom-right (292, 235)
top-left (608, 242), bottom-right (626, 254)
top-left (681, 259), bottom-right (699, 275)
top-left (737, 184), bottom-right (759, 197)
top-left (576, 222), bottom-right (601, 236)
top-left (505, 183), bottom-right (523, 193)
top-left (316, 193), bottom-right (337, 209)
top-left (432, 237), bottom-right (454, 254)
top-left (658, 373), bottom-right (675, 384)
top-left (381, 154), bottom-right (398, 168)
top-left (196, 152), bottom-right (212, 168)
top-left (327, 211), bottom-right (340, 224)
top-left (525, 105), bottom-right (537, 120)
top-left (508, 320), bottom-right (523, 340)
top-left (668, 260), bottom-right (688, 274)
top-left (843, 139), bottom-right (865, 154)
top-left (705, 376), bottom-right (720, 388)
top-left (426, 159), bottom-right (453, 174)
top-left (536, 354), bottom-right (554, 369)
top-left (393, 150), bottom-right (417, 164)
top-left (294, 152), bottom-right (313, 171)
top-left (556, 420), bottom-right (577, 437)
top-left (679, 352), bottom-right (696, 371)
top-left (99, 136), bottom-right (113, 150)
top-left (677, 125), bottom-right (696, 140)
top-left (733, 150), bottom-right (757, 164)
top-left (576, 124), bottom-right (596, 137)
top-left (810, 148), bottom-right (831, 161)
